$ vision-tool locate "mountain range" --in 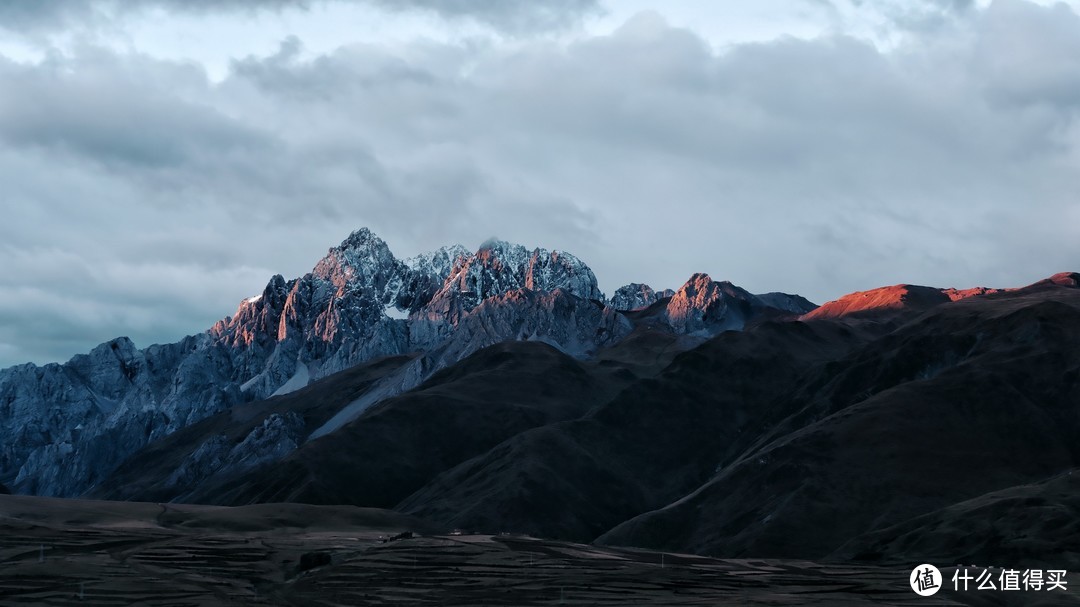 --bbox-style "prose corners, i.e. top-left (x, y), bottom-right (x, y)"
top-left (0, 229), bottom-right (811, 499)
top-left (2, 228), bottom-right (1077, 571)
